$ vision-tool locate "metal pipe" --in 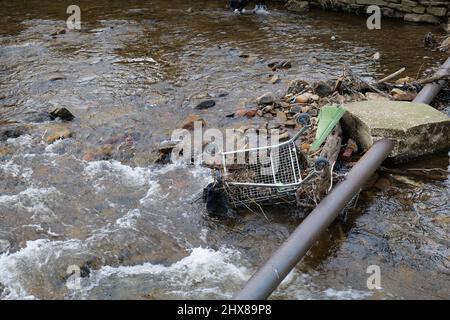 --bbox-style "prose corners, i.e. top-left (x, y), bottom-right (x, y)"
top-left (233, 139), bottom-right (394, 300)
top-left (414, 56), bottom-right (450, 105)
